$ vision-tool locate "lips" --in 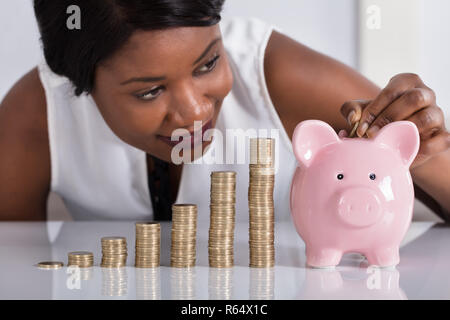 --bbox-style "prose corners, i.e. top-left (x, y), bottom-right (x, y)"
top-left (157, 119), bottom-right (213, 147)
